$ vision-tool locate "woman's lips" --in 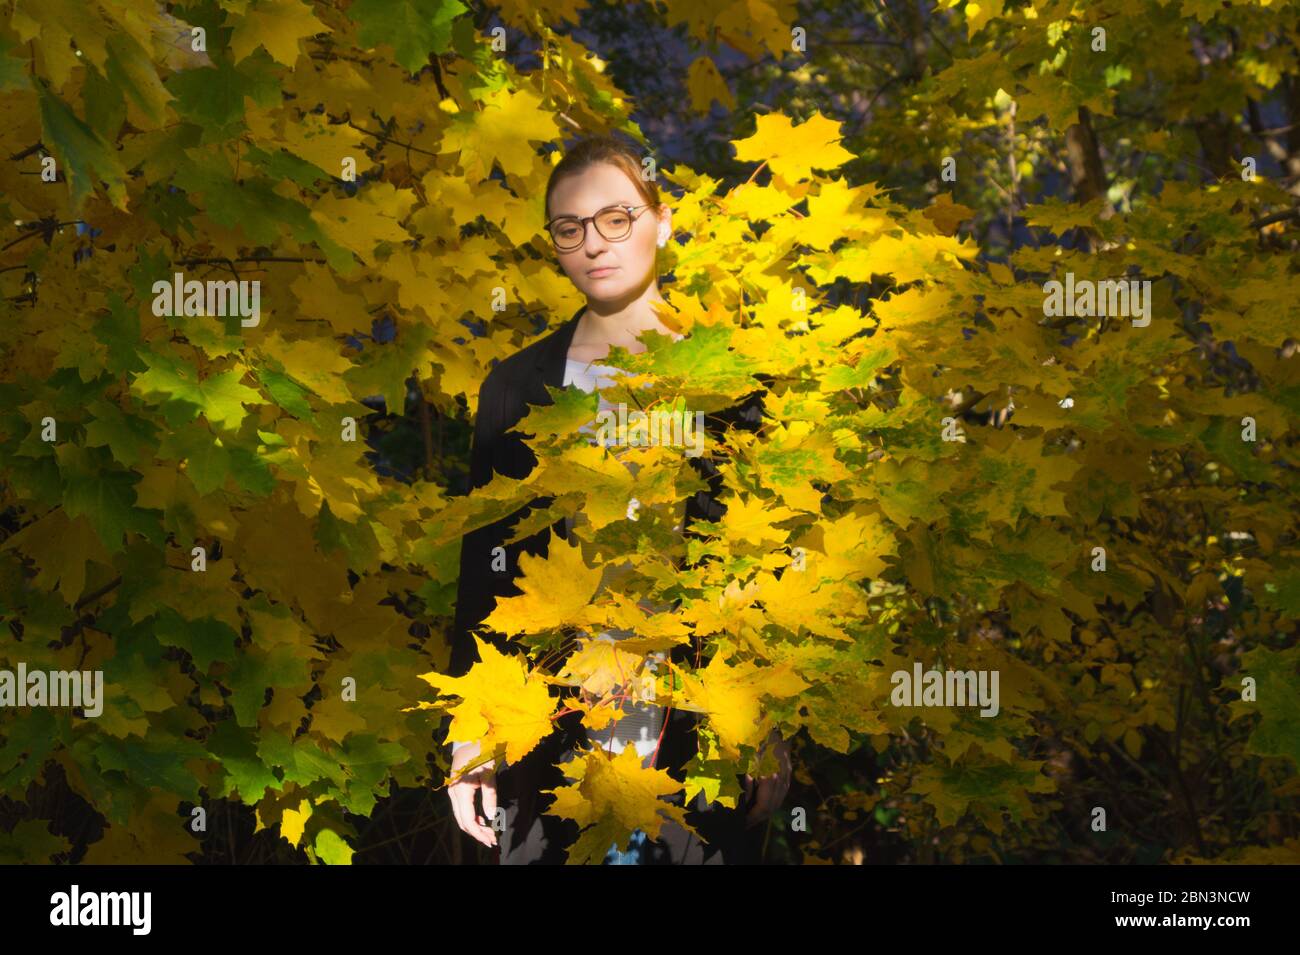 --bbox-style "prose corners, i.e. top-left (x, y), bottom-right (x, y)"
top-left (587, 267), bottom-right (618, 277)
